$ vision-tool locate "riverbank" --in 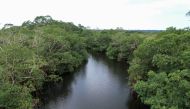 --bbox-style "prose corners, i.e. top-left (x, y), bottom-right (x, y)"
top-left (36, 54), bottom-right (148, 109)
